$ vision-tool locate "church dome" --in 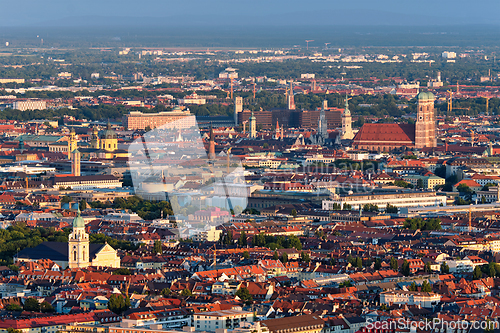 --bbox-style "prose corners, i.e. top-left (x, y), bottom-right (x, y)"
top-left (73, 210), bottom-right (85, 229)
top-left (417, 92), bottom-right (435, 100)
top-left (100, 122), bottom-right (117, 139)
